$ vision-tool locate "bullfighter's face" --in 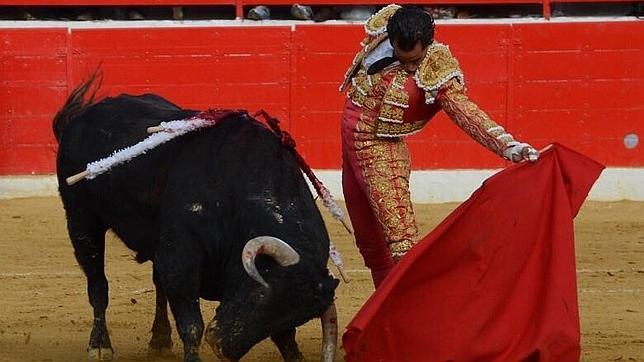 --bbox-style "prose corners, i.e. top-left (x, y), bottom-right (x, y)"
top-left (392, 40), bottom-right (428, 73)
